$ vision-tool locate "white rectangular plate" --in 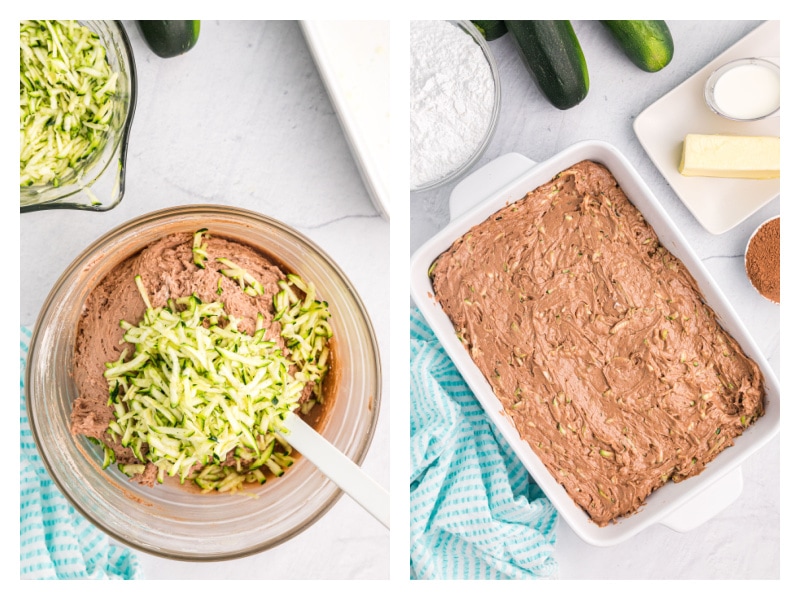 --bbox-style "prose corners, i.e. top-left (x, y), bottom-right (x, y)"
top-left (301, 21), bottom-right (390, 220)
top-left (633, 20), bottom-right (779, 235)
